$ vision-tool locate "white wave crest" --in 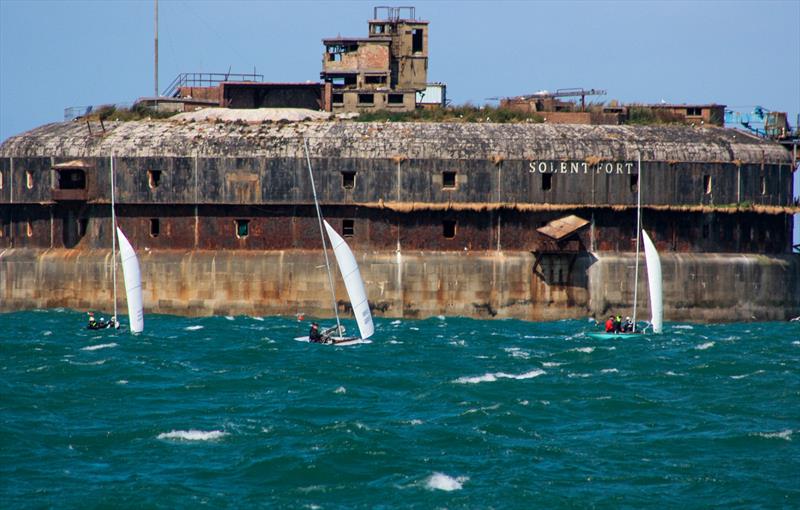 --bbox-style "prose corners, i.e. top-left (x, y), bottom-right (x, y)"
top-left (426, 472), bottom-right (468, 491)
top-left (334, 386), bottom-right (346, 394)
top-left (504, 347), bottom-right (530, 359)
top-left (571, 347), bottom-right (595, 354)
top-left (542, 361), bottom-right (562, 367)
top-left (81, 342), bottom-right (118, 351)
top-left (755, 429), bottom-right (793, 441)
top-left (695, 341), bottom-right (715, 350)
top-left (185, 325), bottom-right (204, 331)
top-left (601, 368), bottom-right (619, 374)
top-left (731, 370), bottom-right (764, 380)
top-left (673, 325), bottom-right (694, 330)
top-left (251, 316), bottom-right (264, 321)
top-left (225, 316), bottom-right (235, 321)
top-left (157, 429), bottom-right (227, 441)
top-left (454, 369), bottom-right (545, 384)
top-left (391, 320), bottom-right (402, 325)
